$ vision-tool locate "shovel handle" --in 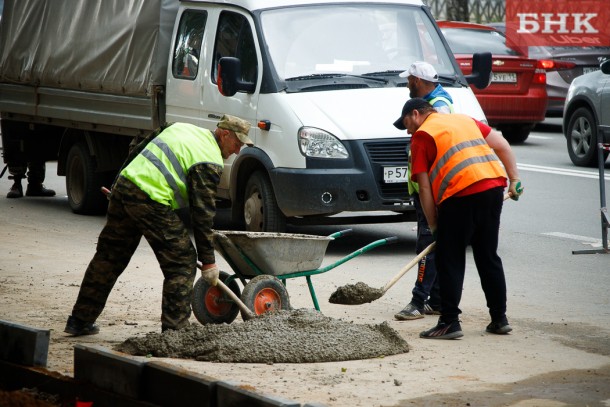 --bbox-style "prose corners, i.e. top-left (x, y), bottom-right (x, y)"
top-left (196, 262), bottom-right (255, 320)
top-left (216, 279), bottom-right (256, 320)
top-left (382, 242), bottom-right (435, 293)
